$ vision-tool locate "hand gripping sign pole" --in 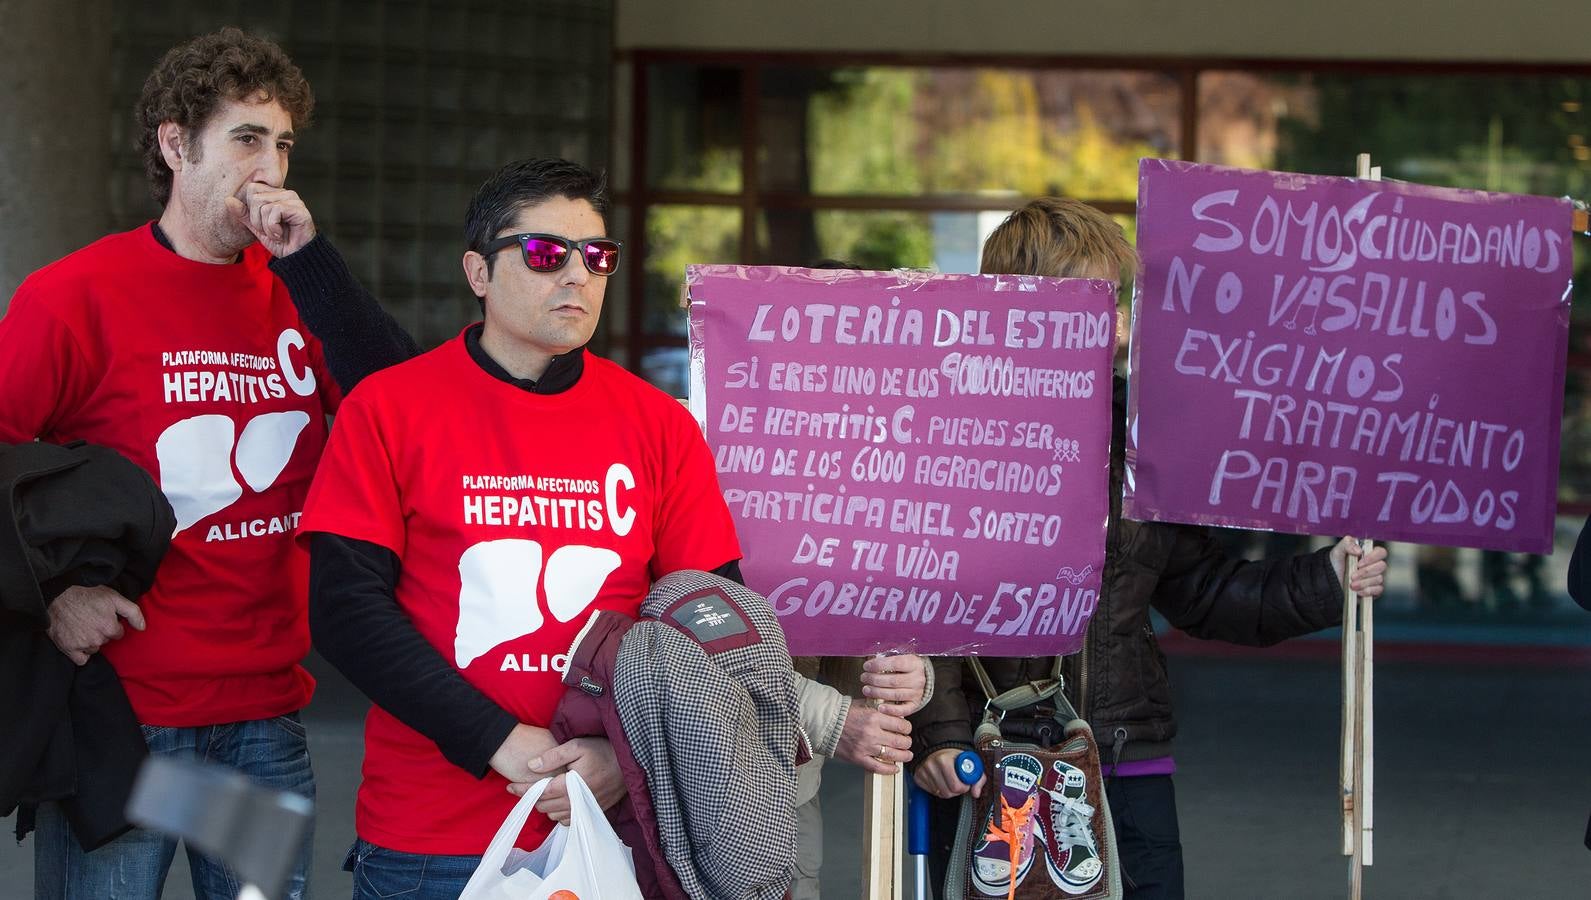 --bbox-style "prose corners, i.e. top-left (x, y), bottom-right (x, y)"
top-left (1340, 153), bottom-right (1380, 899)
top-left (861, 649), bottom-right (918, 900)
top-left (868, 657), bottom-right (982, 900)
top-left (864, 693), bottom-right (905, 900)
